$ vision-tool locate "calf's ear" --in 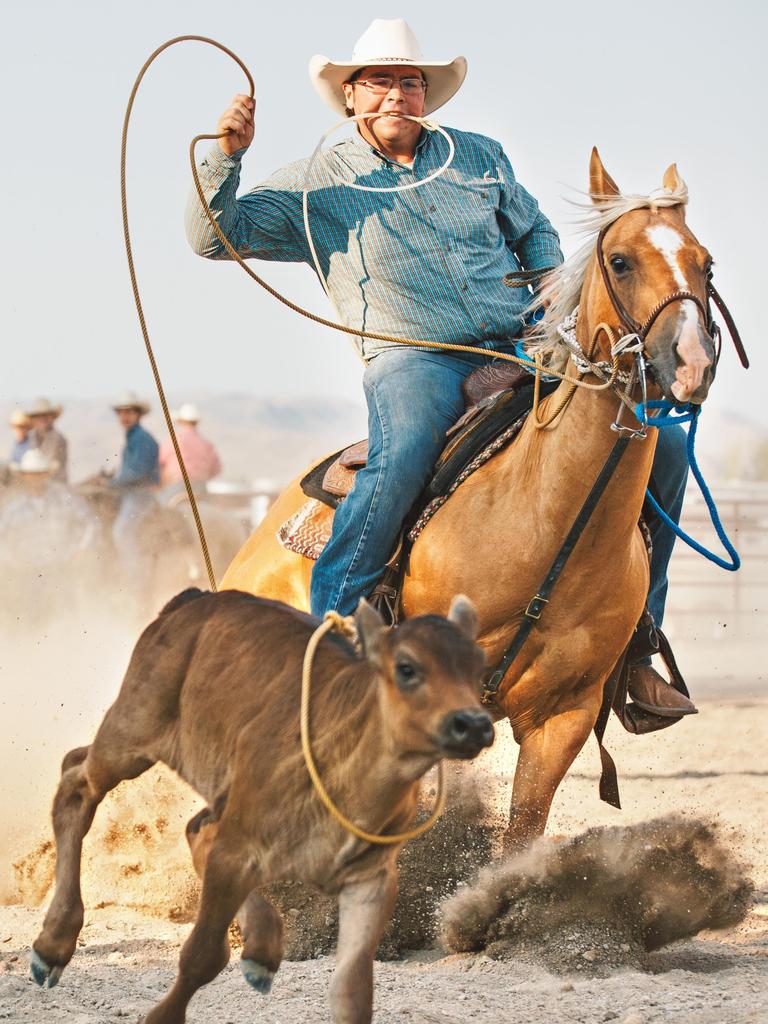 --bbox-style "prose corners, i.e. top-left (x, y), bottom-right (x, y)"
top-left (355, 598), bottom-right (385, 667)
top-left (448, 594), bottom-right (478, 640)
